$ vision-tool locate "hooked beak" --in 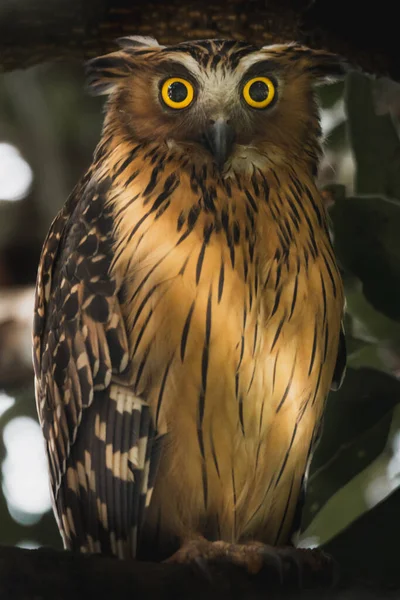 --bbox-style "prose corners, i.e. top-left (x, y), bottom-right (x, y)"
top-left (203, 118), bottom-right (235, 170)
